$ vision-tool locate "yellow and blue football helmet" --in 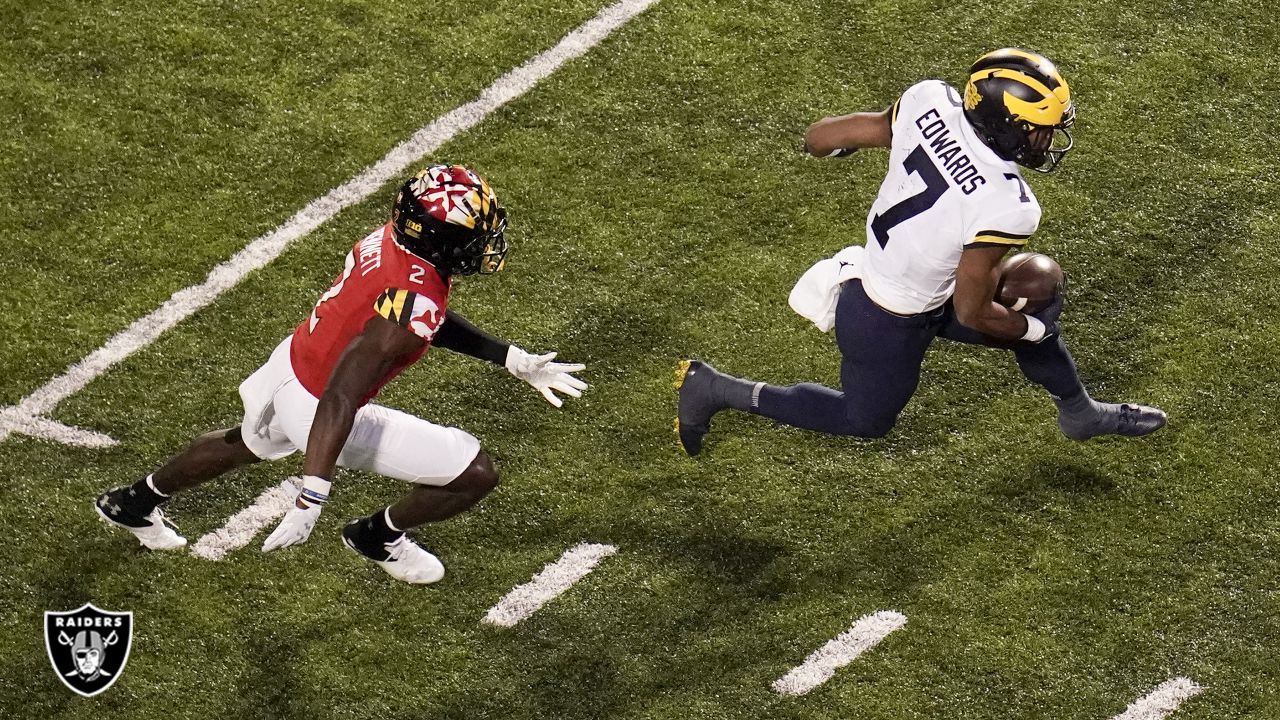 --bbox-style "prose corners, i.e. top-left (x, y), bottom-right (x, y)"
top-left (963, 48), bottom-right (1075, 172)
